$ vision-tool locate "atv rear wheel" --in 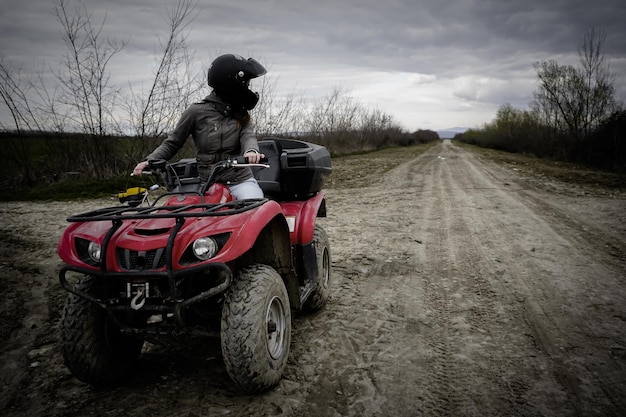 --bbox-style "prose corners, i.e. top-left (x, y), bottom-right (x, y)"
top-left (303, 225), bottom-right (331, 313)
top-left (221, 264), bottom-right (291, 393)
top-left (60, 275), bottom-right (144, 387)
